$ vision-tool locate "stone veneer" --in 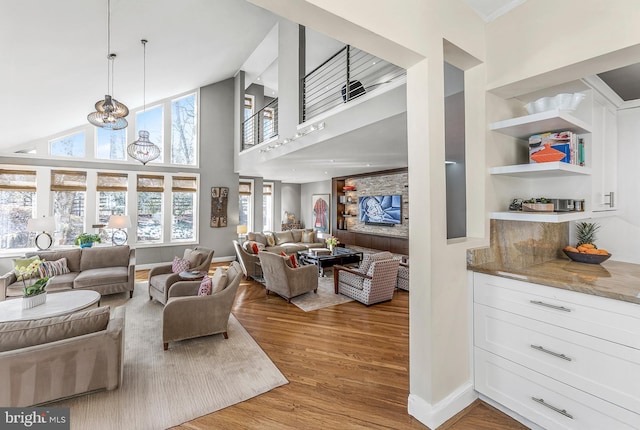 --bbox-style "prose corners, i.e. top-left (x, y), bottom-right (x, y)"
top-left (343, 171), bottom-right (408, 238)
top-left (468, 219), bottom-right (569, 269)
